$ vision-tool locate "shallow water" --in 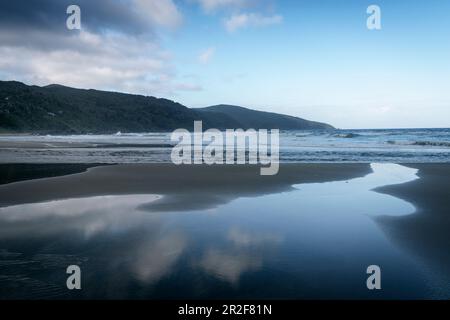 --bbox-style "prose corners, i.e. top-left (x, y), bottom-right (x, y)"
top-left (0, 163), bottom-right (447, 299)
